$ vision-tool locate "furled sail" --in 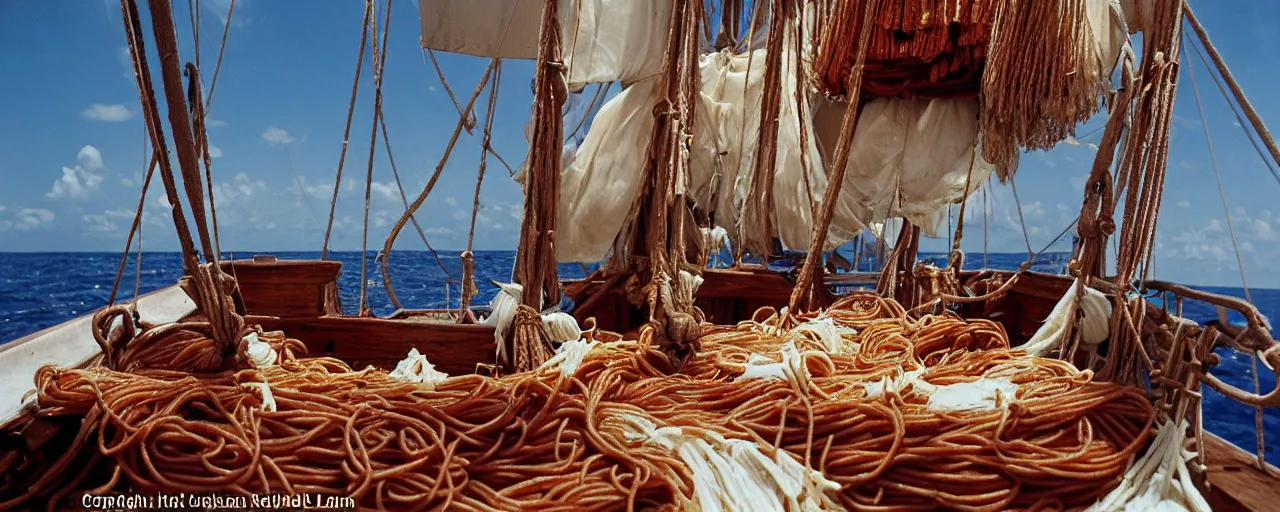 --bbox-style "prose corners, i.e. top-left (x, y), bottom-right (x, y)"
top-left (553, 77), bottom-right (720, 263)
top-left (418, 0), bottom-right (671, 91)
top-left (554, 59), bottom-right (990, 262)
top-left (812, 97), bottom-right (994, 239)
top-left (695, 44), bottom-right (861, 254)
